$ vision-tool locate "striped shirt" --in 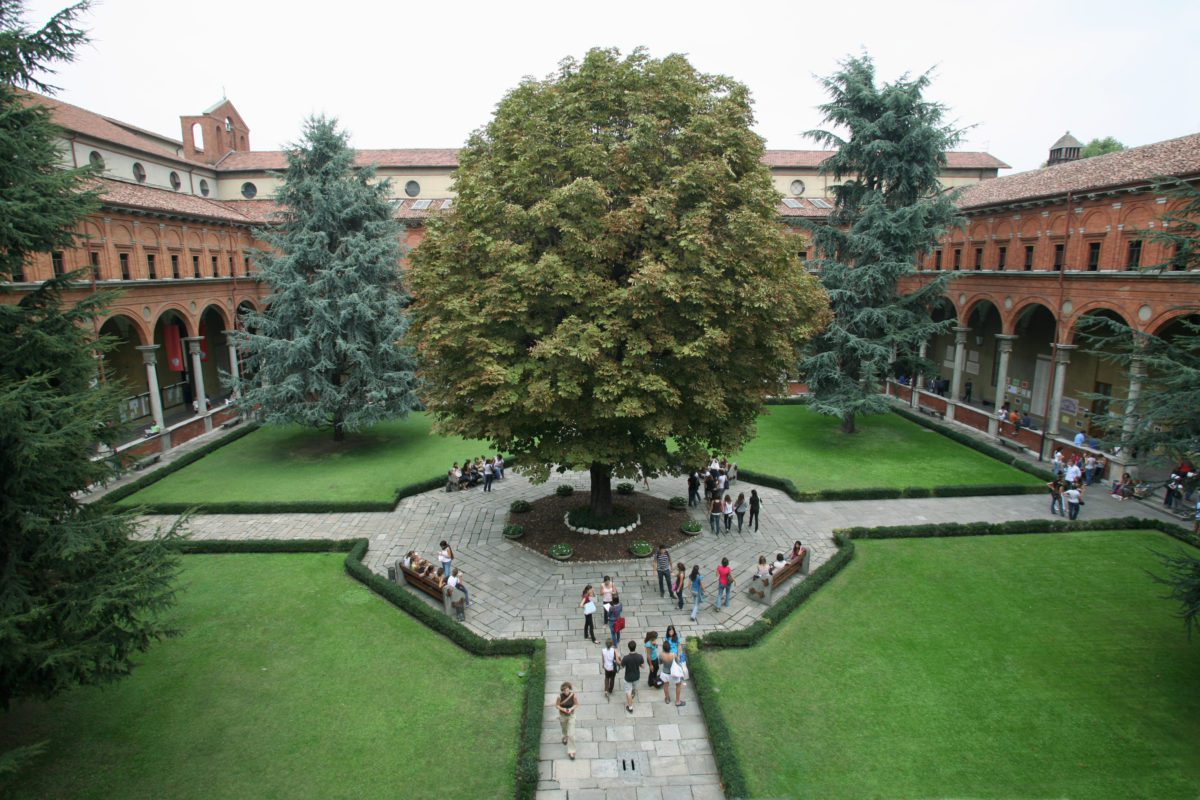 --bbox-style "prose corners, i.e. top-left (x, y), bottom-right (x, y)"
top-left (656, 550), bottom-right (671, 572)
